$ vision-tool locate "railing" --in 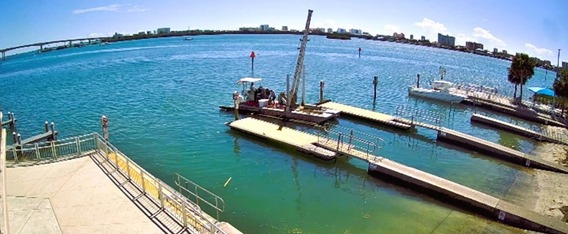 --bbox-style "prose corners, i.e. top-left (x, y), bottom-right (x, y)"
top-left (315, 125), bottom-right (384, 161)
top-left (395, 105), bottom-right (444, 130)
top-left (6, 133), bottom-right (228, 234)
top-left (6, 133), bottom-right (97, 164)
top-left (174, 173), bottom-right (225, 220)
